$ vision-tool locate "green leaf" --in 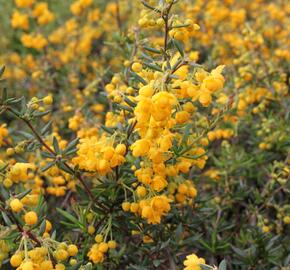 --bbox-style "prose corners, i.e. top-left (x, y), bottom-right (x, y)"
top-left (143, 46), bottom-right (161, 54)
top-left (169, 74), bottom-right (179, 79)
top-left (1, 231), bottom-right (19, 241)
top-left (63, 137), bottom-right (79, 154)
top-left (9, 107), bottom-right (21, 117)
top-left (189, 62), bottom-right (202, 68)
top-left (200, 265), bottom-right (212, 270)
top-left (41, 121), bottom-right (52, 135)
top-left (17, 131), bottom-right (34, 140)
top-left (131, 72), bottom-right (147, 85)
top-left (56, 208), bottom-right (84, 229)
top-left (232, 246), bottom-right (247, 258)
top-left (160, 238), bottom-right (171, 250)
top-left (143, 62), bottom-right (163, 72)
top-left (0, 66), bottom-right (5, 77)
top-left (51, 230), bottom-right (56, 239)
top-left (181, 152), bottom-right (207, 160)
top-left (41, 161), bottom-right (55, 172)
top-left (5, 97), bottom-right (23, 105)
top-left (284, 254), bottom-right (290, 265)
top-left (57, 162), bottom-right (74, 175)
top-left (141, 1), bottom-right (161, 13)
top-left (266, 235), bottom-right (280, 251)
top-left (101, 125), bottom-right (114, 134)
top-left (60, 220), bottom-right (77, 228)
top-left (124, 96), bottom-right (136, 107)
top-left (1, 88), bottom-right (8, 101)
top-left (172, 23), bottom-right (191, 29)
top-left (41, 151), bottom-right (55, 159)
top-left (20, 97), bottom-right (27, 115)
top-left (173, 39), bottom-right (184, 57)
top-left (130, 265), bottom-right (149, 270)
top-left (33, 110), bottom-right (51, 117)
top-left (53, 136), bottom-right (61, 154)
top-left (39, 219), bottom-right (47, 235)
top-left (0, 186), bottom-right (10, 200)
top-left (181, 235), bottom-right (202, 246)
top-left (153, 260), bottom-right (162, 267)
top-left (2, 212), bottom-right (12, 226)
top-left (16, 189), bottom-right (32, 200)
top-left (75, 185), bottom-right (90, 202)
top-left (35, 193), bottom-right (44, 214)
top-left (114, 103), bottom-right (133, 113)
top-left (219, 259), bottom-right (227, 270)
top-left (181, 124), bottom-right (191, 145)
top-left (175, 223), bottom-right (183, 241)
top-left (84, 263), bottom-right (93, 270)
top-left (141, 52), bottom-right (154, 62)
top-left (199, 239), bottom-right (213, 252)
top-left (0, 162), bottom-right (8, 172)
top-left (64, 148), bottom-right (78, 156)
